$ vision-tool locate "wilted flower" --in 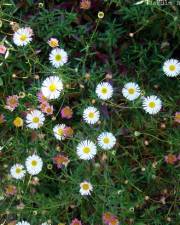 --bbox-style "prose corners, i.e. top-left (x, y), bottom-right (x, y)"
top-left (44, 104), bottom-right (54, 115)
top-left (174, 112), bottom-right (180, 123)
top-left (85, 72), bottom-right (90, 80)
top-left (40, 102), bottom-right (49, 112)
top-left (13, 117), bottom-right (23, 127)
top-left (0, 114), bottom-right (5, 124)
top-left (103, 212), bottom-right (112, 225)
top-left (70, 218), bottom-right (82, 225)
top-left (7, 220), bottom-right (16, 225)
top-left (10, 21), bottom-right (20, 31)
top-left (61, 106), bottom-right (73, 119)
top-left (30, 176), bottom-right (40, 185)
top-left (39, 101), bottom-right (54, 115)
top-left (5, 185), bottom-right (17, 196)
top-left (16, 202), bottom-right (25, 210)
top-left (0, 45), bottom-right (7, 54)
top-left (5, 95), bottom-right (19, 111)
top-left (48, 38), bottom-right (59, 48)
top-left (63, 126), bottom-right (74, 138)
top-left (80, 0), bottom-right (91, 10)
top-left (53, 154), bottom-right (69, 169)
top-left (102, 212), bottom-right (119, 225)
top-left (37, 91), bottom-right (47, 103)
top-left (165, 154), bottom-right (177, 165)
